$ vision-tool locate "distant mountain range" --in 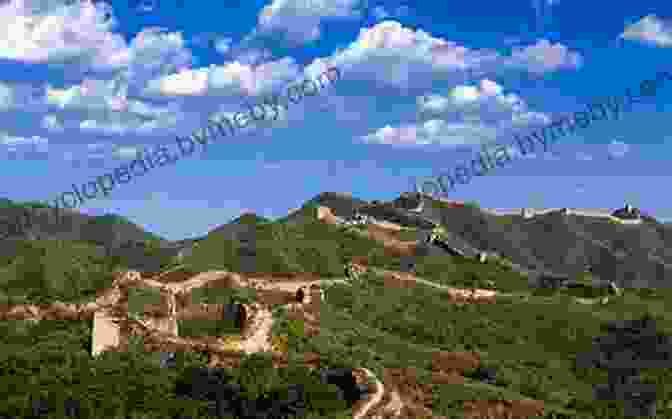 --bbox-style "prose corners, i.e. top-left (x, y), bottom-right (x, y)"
top-left (1, 193), bottom-right (670, 288)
